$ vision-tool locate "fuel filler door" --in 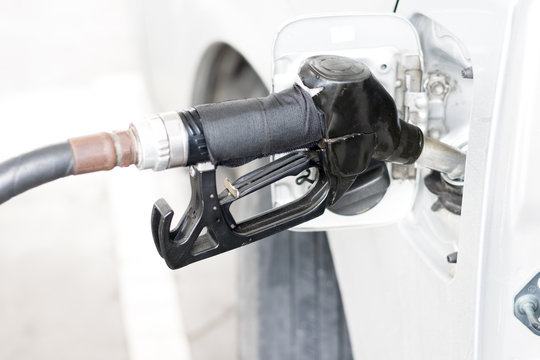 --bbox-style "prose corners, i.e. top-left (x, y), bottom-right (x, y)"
top-left (272, 13), bottom-right (471, 234)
